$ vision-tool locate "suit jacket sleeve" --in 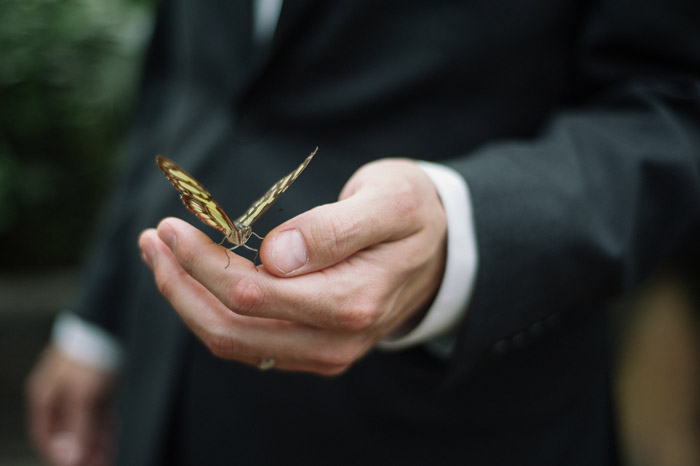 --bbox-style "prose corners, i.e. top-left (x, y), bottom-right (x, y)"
top-left (445, 0), bottom-right (700, 364)
top-left (70, 0), bottom-right (253, 339)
